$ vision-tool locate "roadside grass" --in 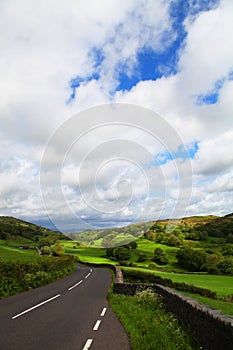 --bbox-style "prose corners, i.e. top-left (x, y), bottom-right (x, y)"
top-left (121, 267), bottom-right (233, 298)
top-left (109, 288), bottom-right (200, 350)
